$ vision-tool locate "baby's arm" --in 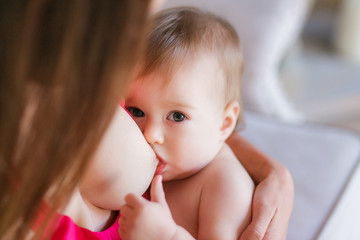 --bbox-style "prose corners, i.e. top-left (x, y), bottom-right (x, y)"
top-left (198, 145), bottom-right (254, 240)
top-left (119, 175), bottom-right (195, 240)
